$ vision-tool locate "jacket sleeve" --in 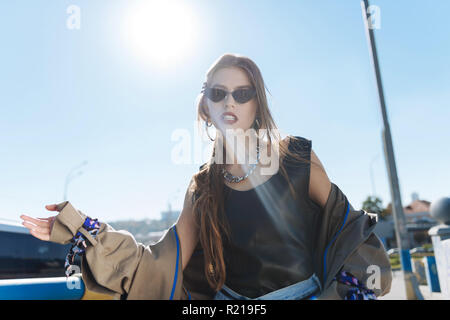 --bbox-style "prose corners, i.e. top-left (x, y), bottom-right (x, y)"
top-left (317, 231), bottom-right (392, 299)
top-left (49, 201), bottom-right (188, 300)
top-left (315, 183), bottom-right (392, 300)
